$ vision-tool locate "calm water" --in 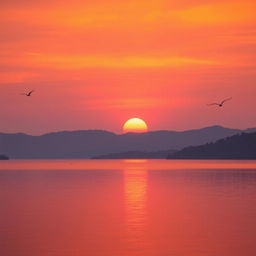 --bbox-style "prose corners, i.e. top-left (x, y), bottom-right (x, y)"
top-left (1, 160), bottom-right (256, 256)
